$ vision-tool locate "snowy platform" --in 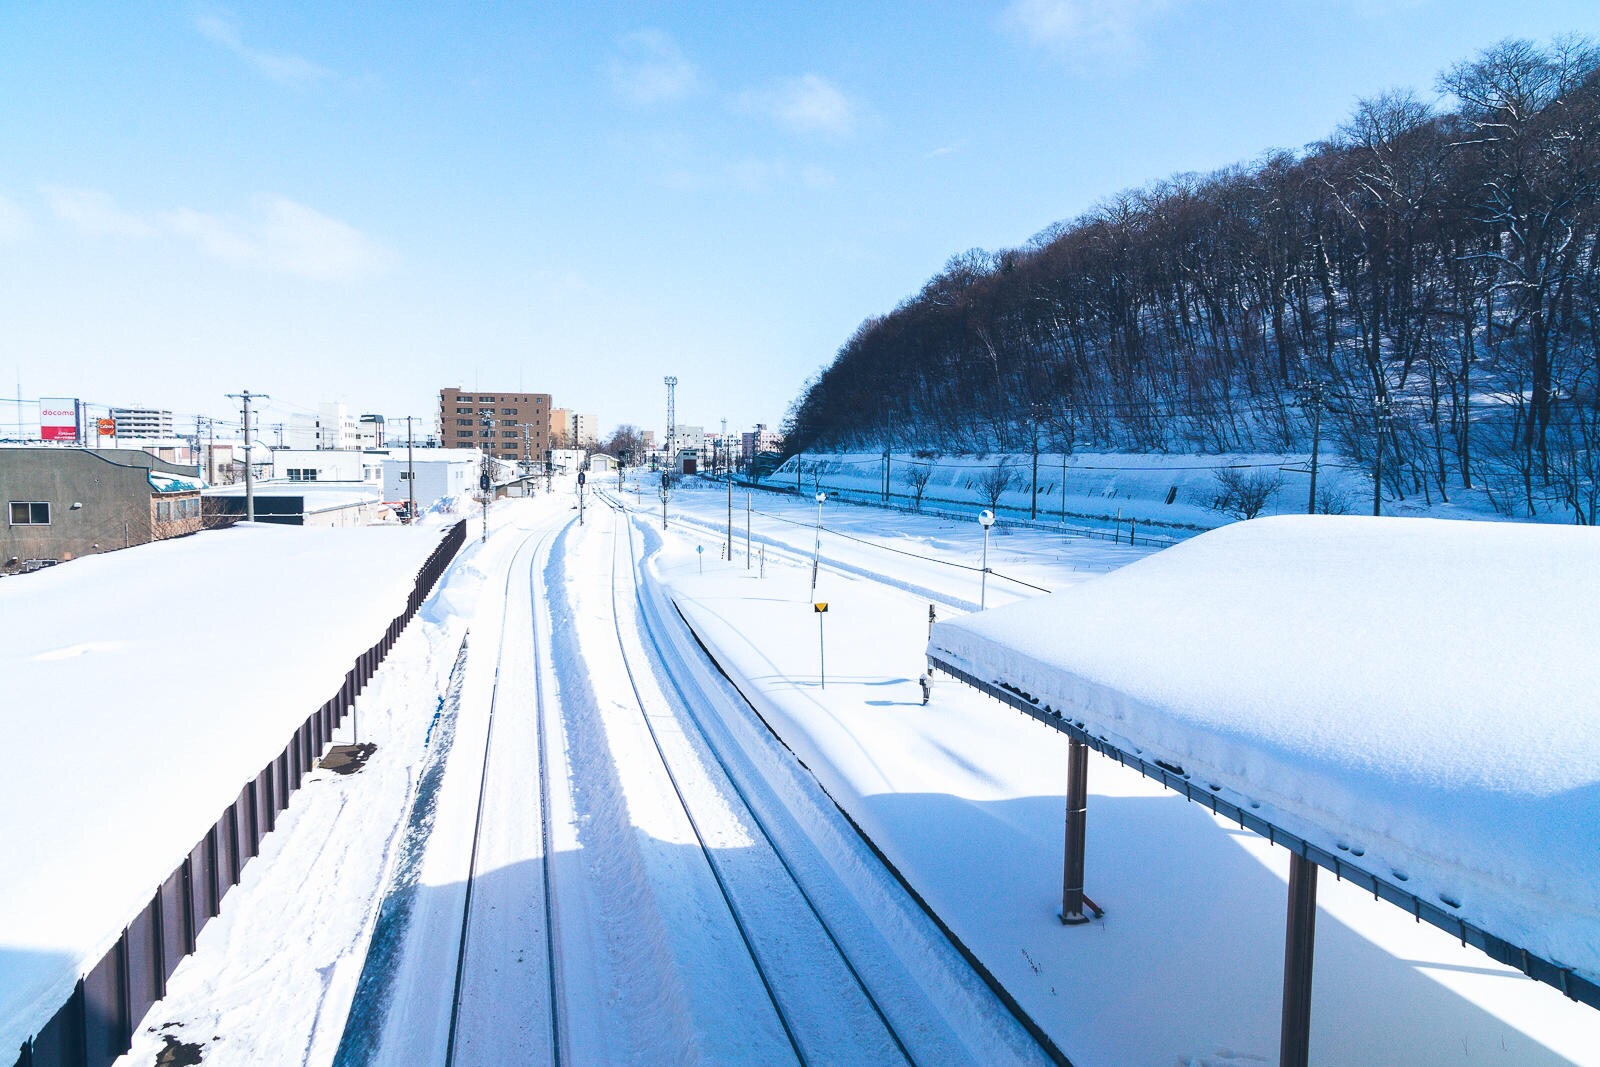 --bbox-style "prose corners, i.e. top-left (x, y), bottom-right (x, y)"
top-left (929, 515), bottom-right (1600, 1000)
top-left (0, 522), bottom-right (452, 1056)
